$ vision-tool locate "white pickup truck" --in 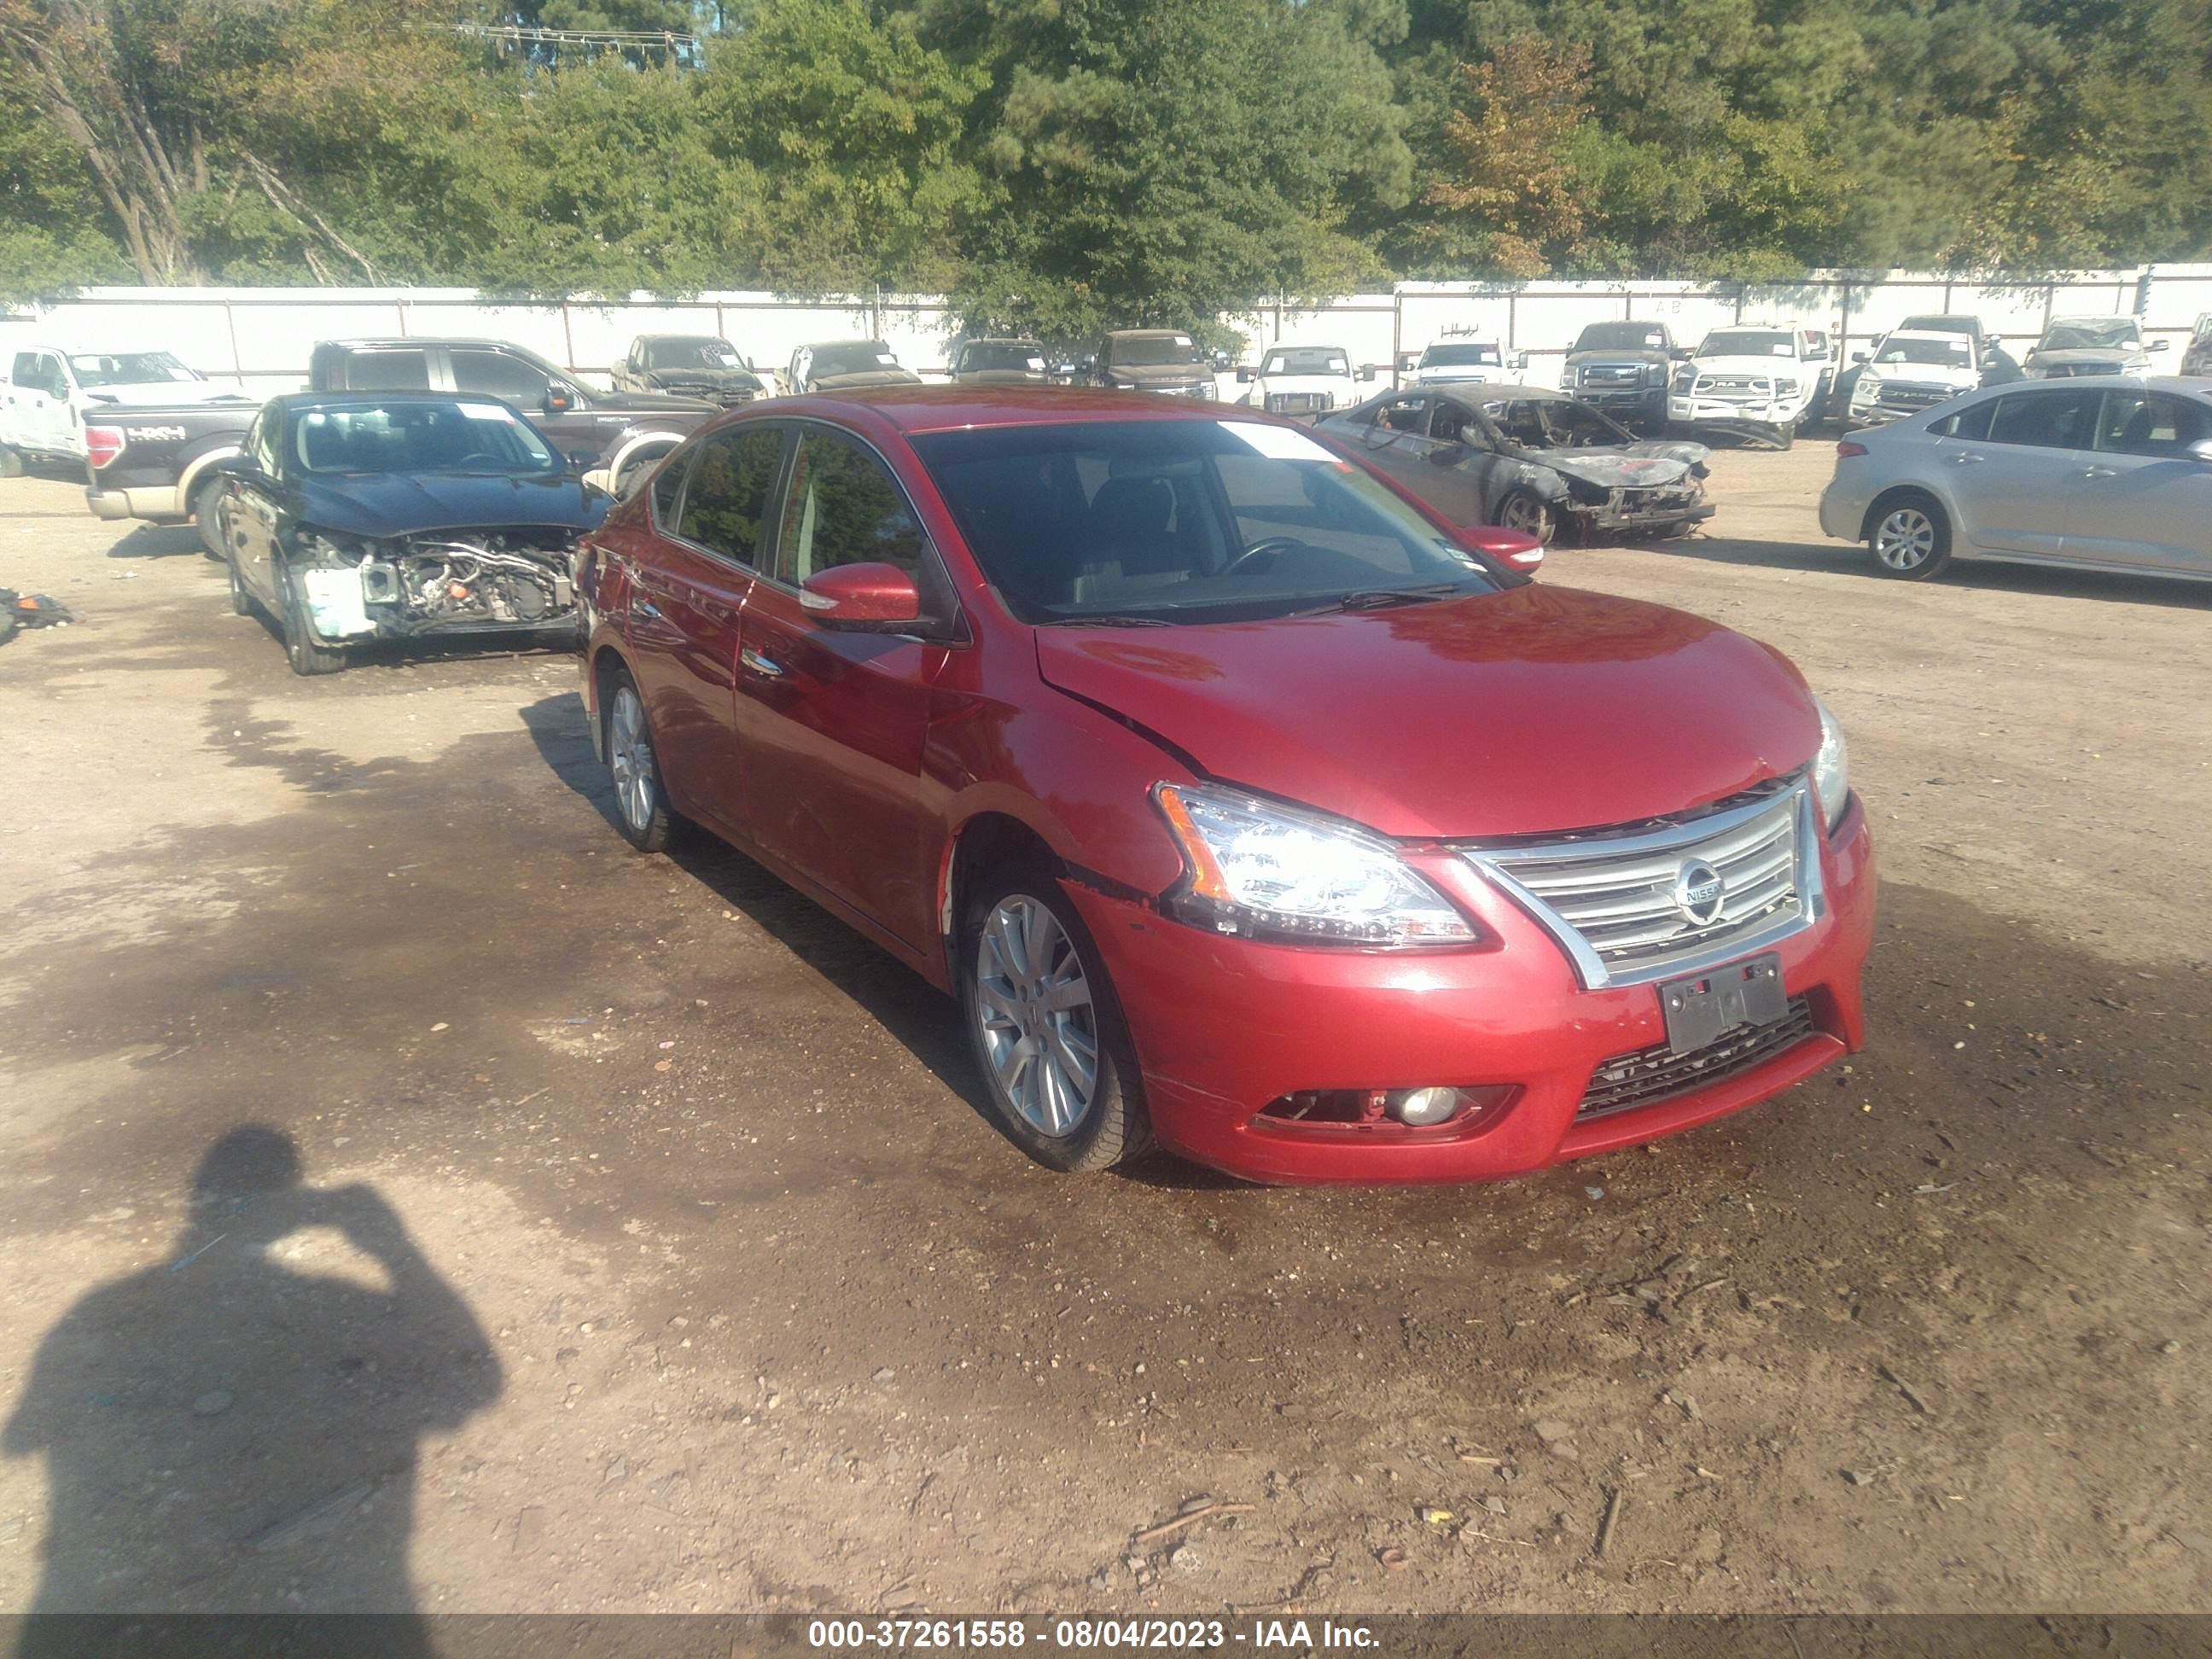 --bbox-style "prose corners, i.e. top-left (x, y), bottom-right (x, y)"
top-left (0, 345), bottom-right (248, 475)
